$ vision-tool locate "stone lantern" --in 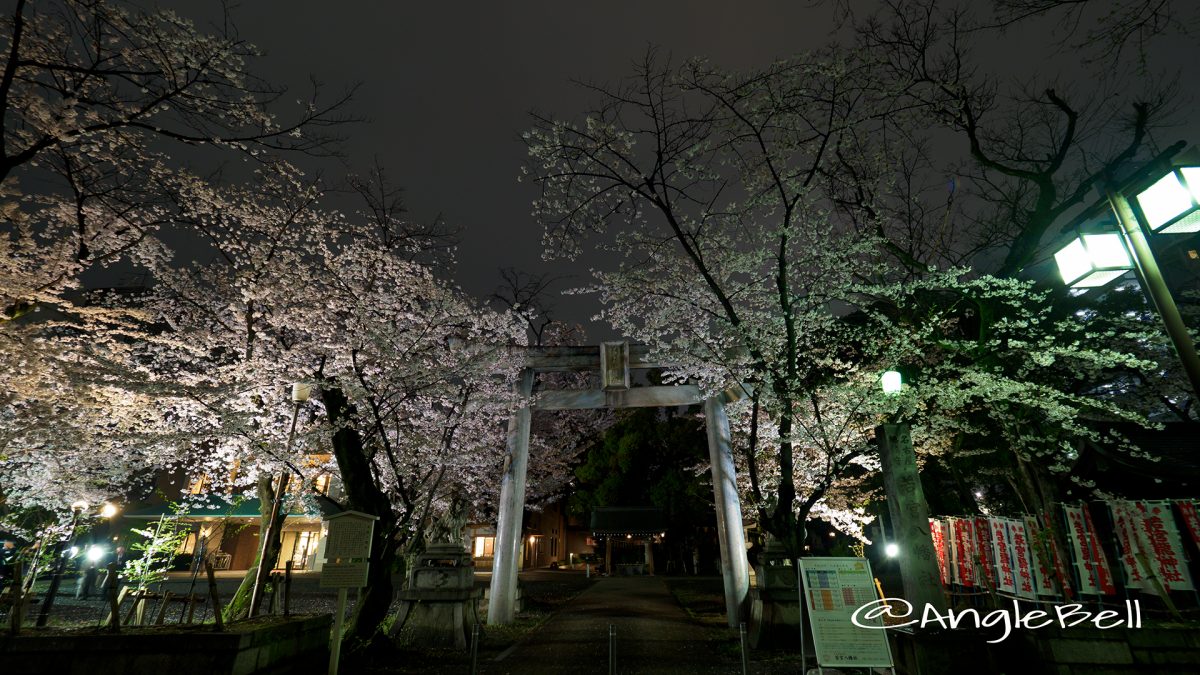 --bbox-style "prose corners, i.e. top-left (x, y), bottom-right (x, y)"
top-left (390, 542), bottom-right (482, 649)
